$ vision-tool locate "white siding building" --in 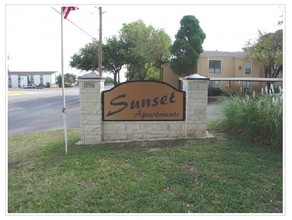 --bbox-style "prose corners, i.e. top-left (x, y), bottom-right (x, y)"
top-left (8, 71), bottom-right (58, 88)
